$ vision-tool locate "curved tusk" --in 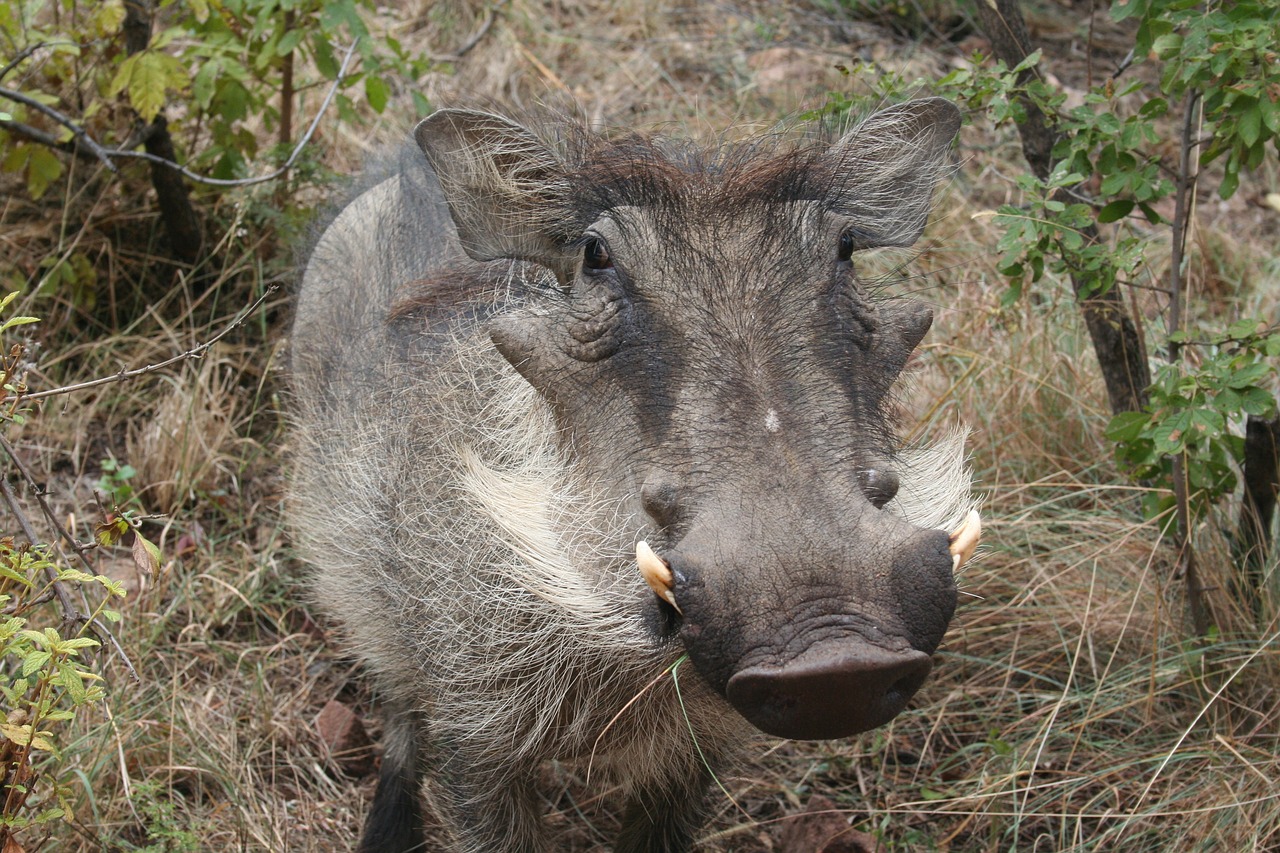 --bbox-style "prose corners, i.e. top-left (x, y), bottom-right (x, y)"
top-left (637, 540), bottom-right (682, 614)
top-left (948, 510), bottom-right (982, 572)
